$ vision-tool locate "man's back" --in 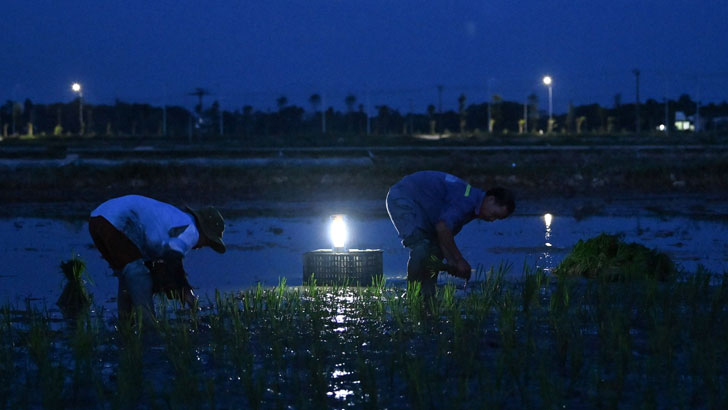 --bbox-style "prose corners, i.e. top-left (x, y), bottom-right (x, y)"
top-left (91, 195), bottom-right (199, 259)
top-left (392, 171), bottom-right (484, 236)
